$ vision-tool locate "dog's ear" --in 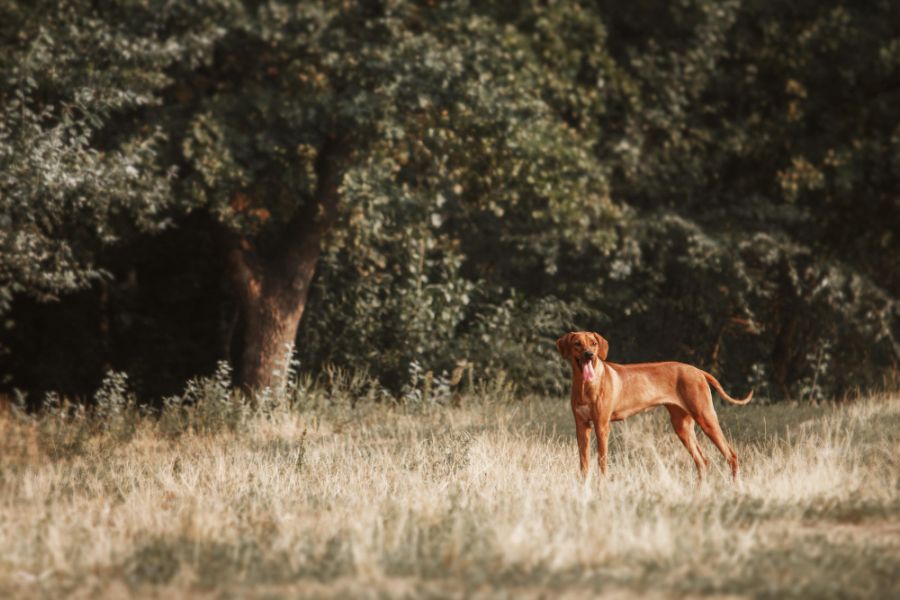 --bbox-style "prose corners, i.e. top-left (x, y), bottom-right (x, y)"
top-left (592, 332), bottom-right (609, 360)
top-left (556, 333), bottom-right (573, 358)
